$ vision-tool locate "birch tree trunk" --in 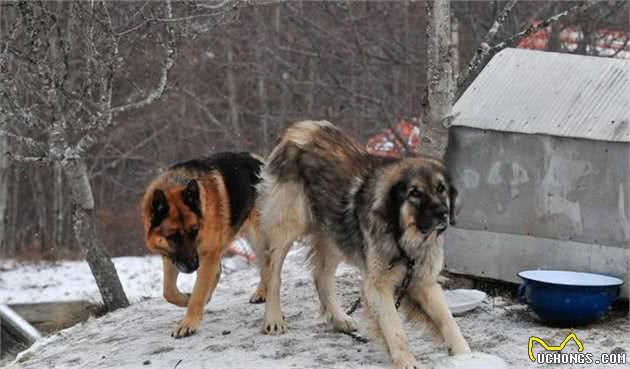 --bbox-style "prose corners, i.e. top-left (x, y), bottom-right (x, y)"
top-left (451, 16), bottom-right (460, 74)
top-left (7, 168), bottom-right (18, 255)
top-left (31, 169), bottom-right (48, 251)
top-left (258, 60), bottom-right (270, 153)
top-left (0, 133), bottom-right (9, 254)
top-left (274, 5), bottom-right (290, 126)
top-left (62, 158), bottom-right (129, 311)
top-left (226, 46), bottom-right (242, 143)
top-left (52, 162), bottom-right (64, 249)
top-left (549, 21), bottom-right (562, 51)
top-left (254, 6), bottom-right (269, 152)
top-left (306, 58), bottom-right (316, 116)
top-left (421, 0), bottom-right (453, 159)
